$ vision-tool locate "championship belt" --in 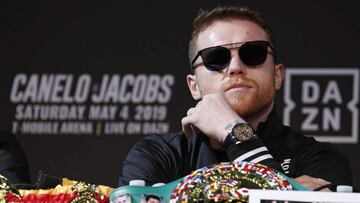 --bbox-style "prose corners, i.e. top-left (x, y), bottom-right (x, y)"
top-left (0, 176), bottom-right (113, 203)
top-left (0, 174), bottom-right (21, 203)
top-left (111, 162), bottom-right (307, 203)
top-left (20, 179), bottom-right (112, 203)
